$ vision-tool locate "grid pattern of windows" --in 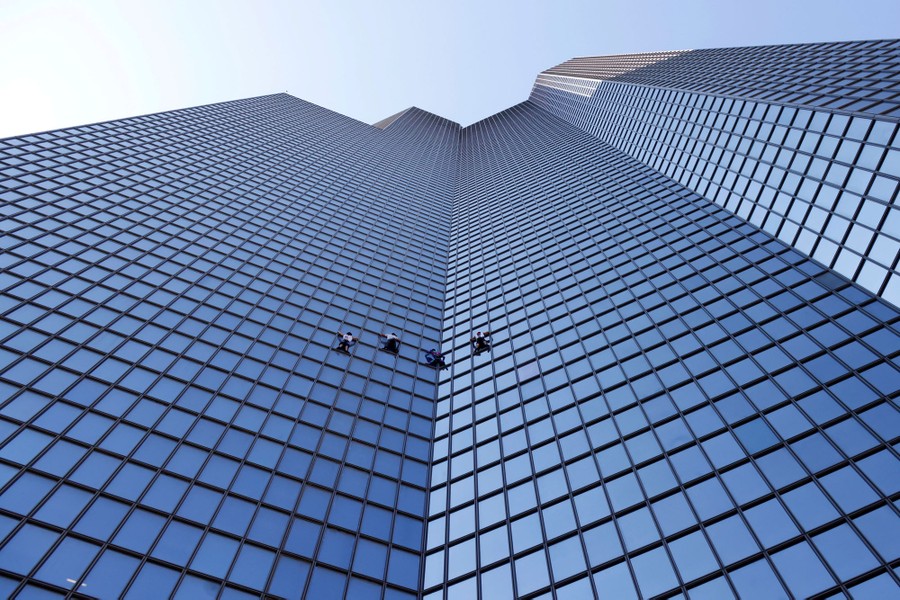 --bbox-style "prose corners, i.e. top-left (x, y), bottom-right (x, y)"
top-left (532, 43), bottom-right (900, 308)
top-left (1, 39), bottom-right (899, 600)
top-left (544, 40), bottom-right (900, 119)
top-left (426, 101), bottom-right (900, 599)
top-left (0, 97), bottom-right (457, 598)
